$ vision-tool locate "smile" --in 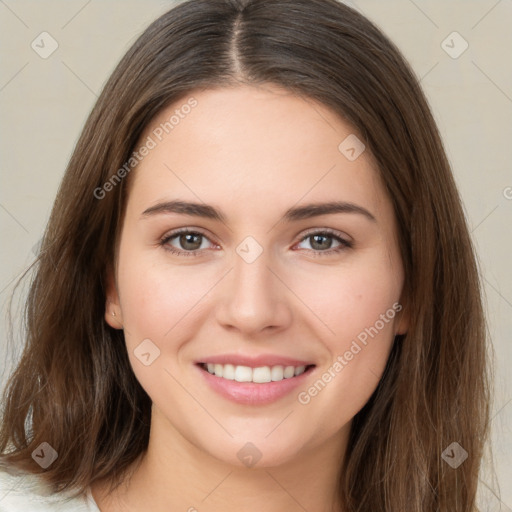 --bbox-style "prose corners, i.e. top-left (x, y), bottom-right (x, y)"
top-left (196, 361), bottom-right (316, 405)
top-left (201, 362), bottom-right (314, 383)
